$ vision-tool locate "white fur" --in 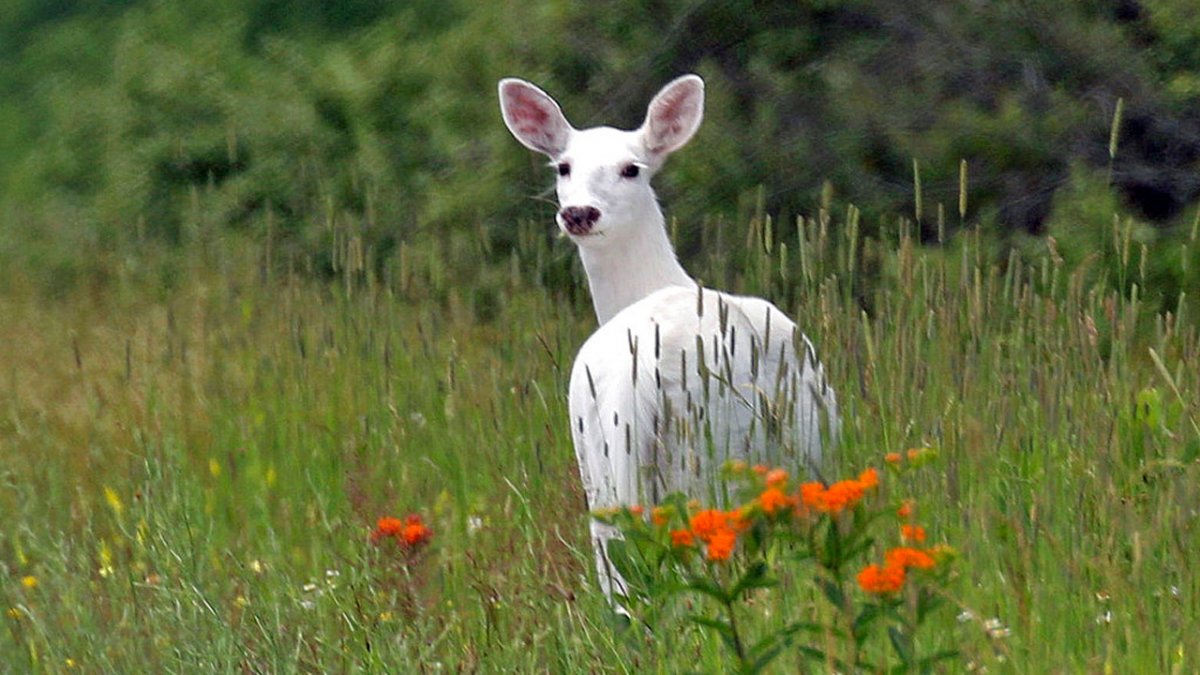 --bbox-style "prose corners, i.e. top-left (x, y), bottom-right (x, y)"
top-left (499, 75), bottom-right (839, 600)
